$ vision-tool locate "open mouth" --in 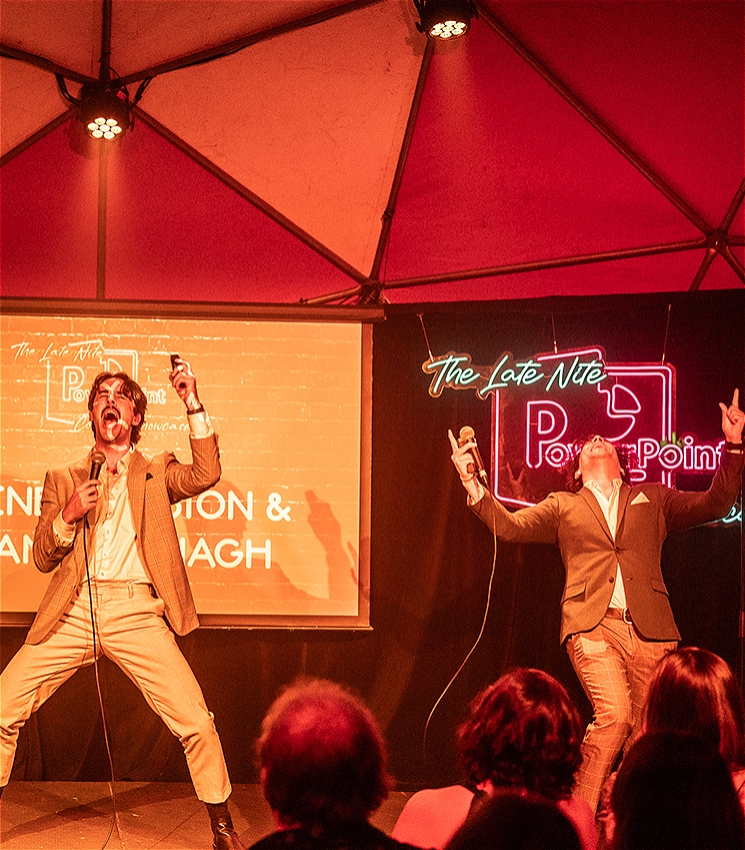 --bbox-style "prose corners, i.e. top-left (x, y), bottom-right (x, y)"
top-left (103, 407), bottom-right (120, 425)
